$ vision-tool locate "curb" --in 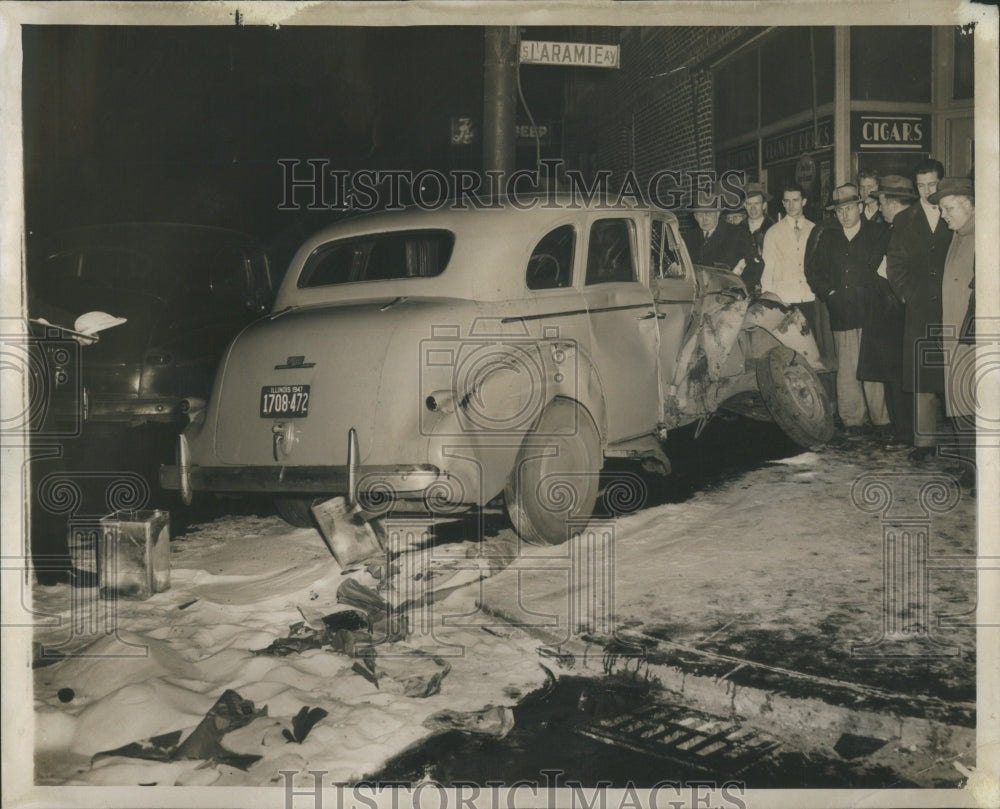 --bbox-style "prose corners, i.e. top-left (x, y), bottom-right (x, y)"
top-left (478, 605), bottom-right (976, 788)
